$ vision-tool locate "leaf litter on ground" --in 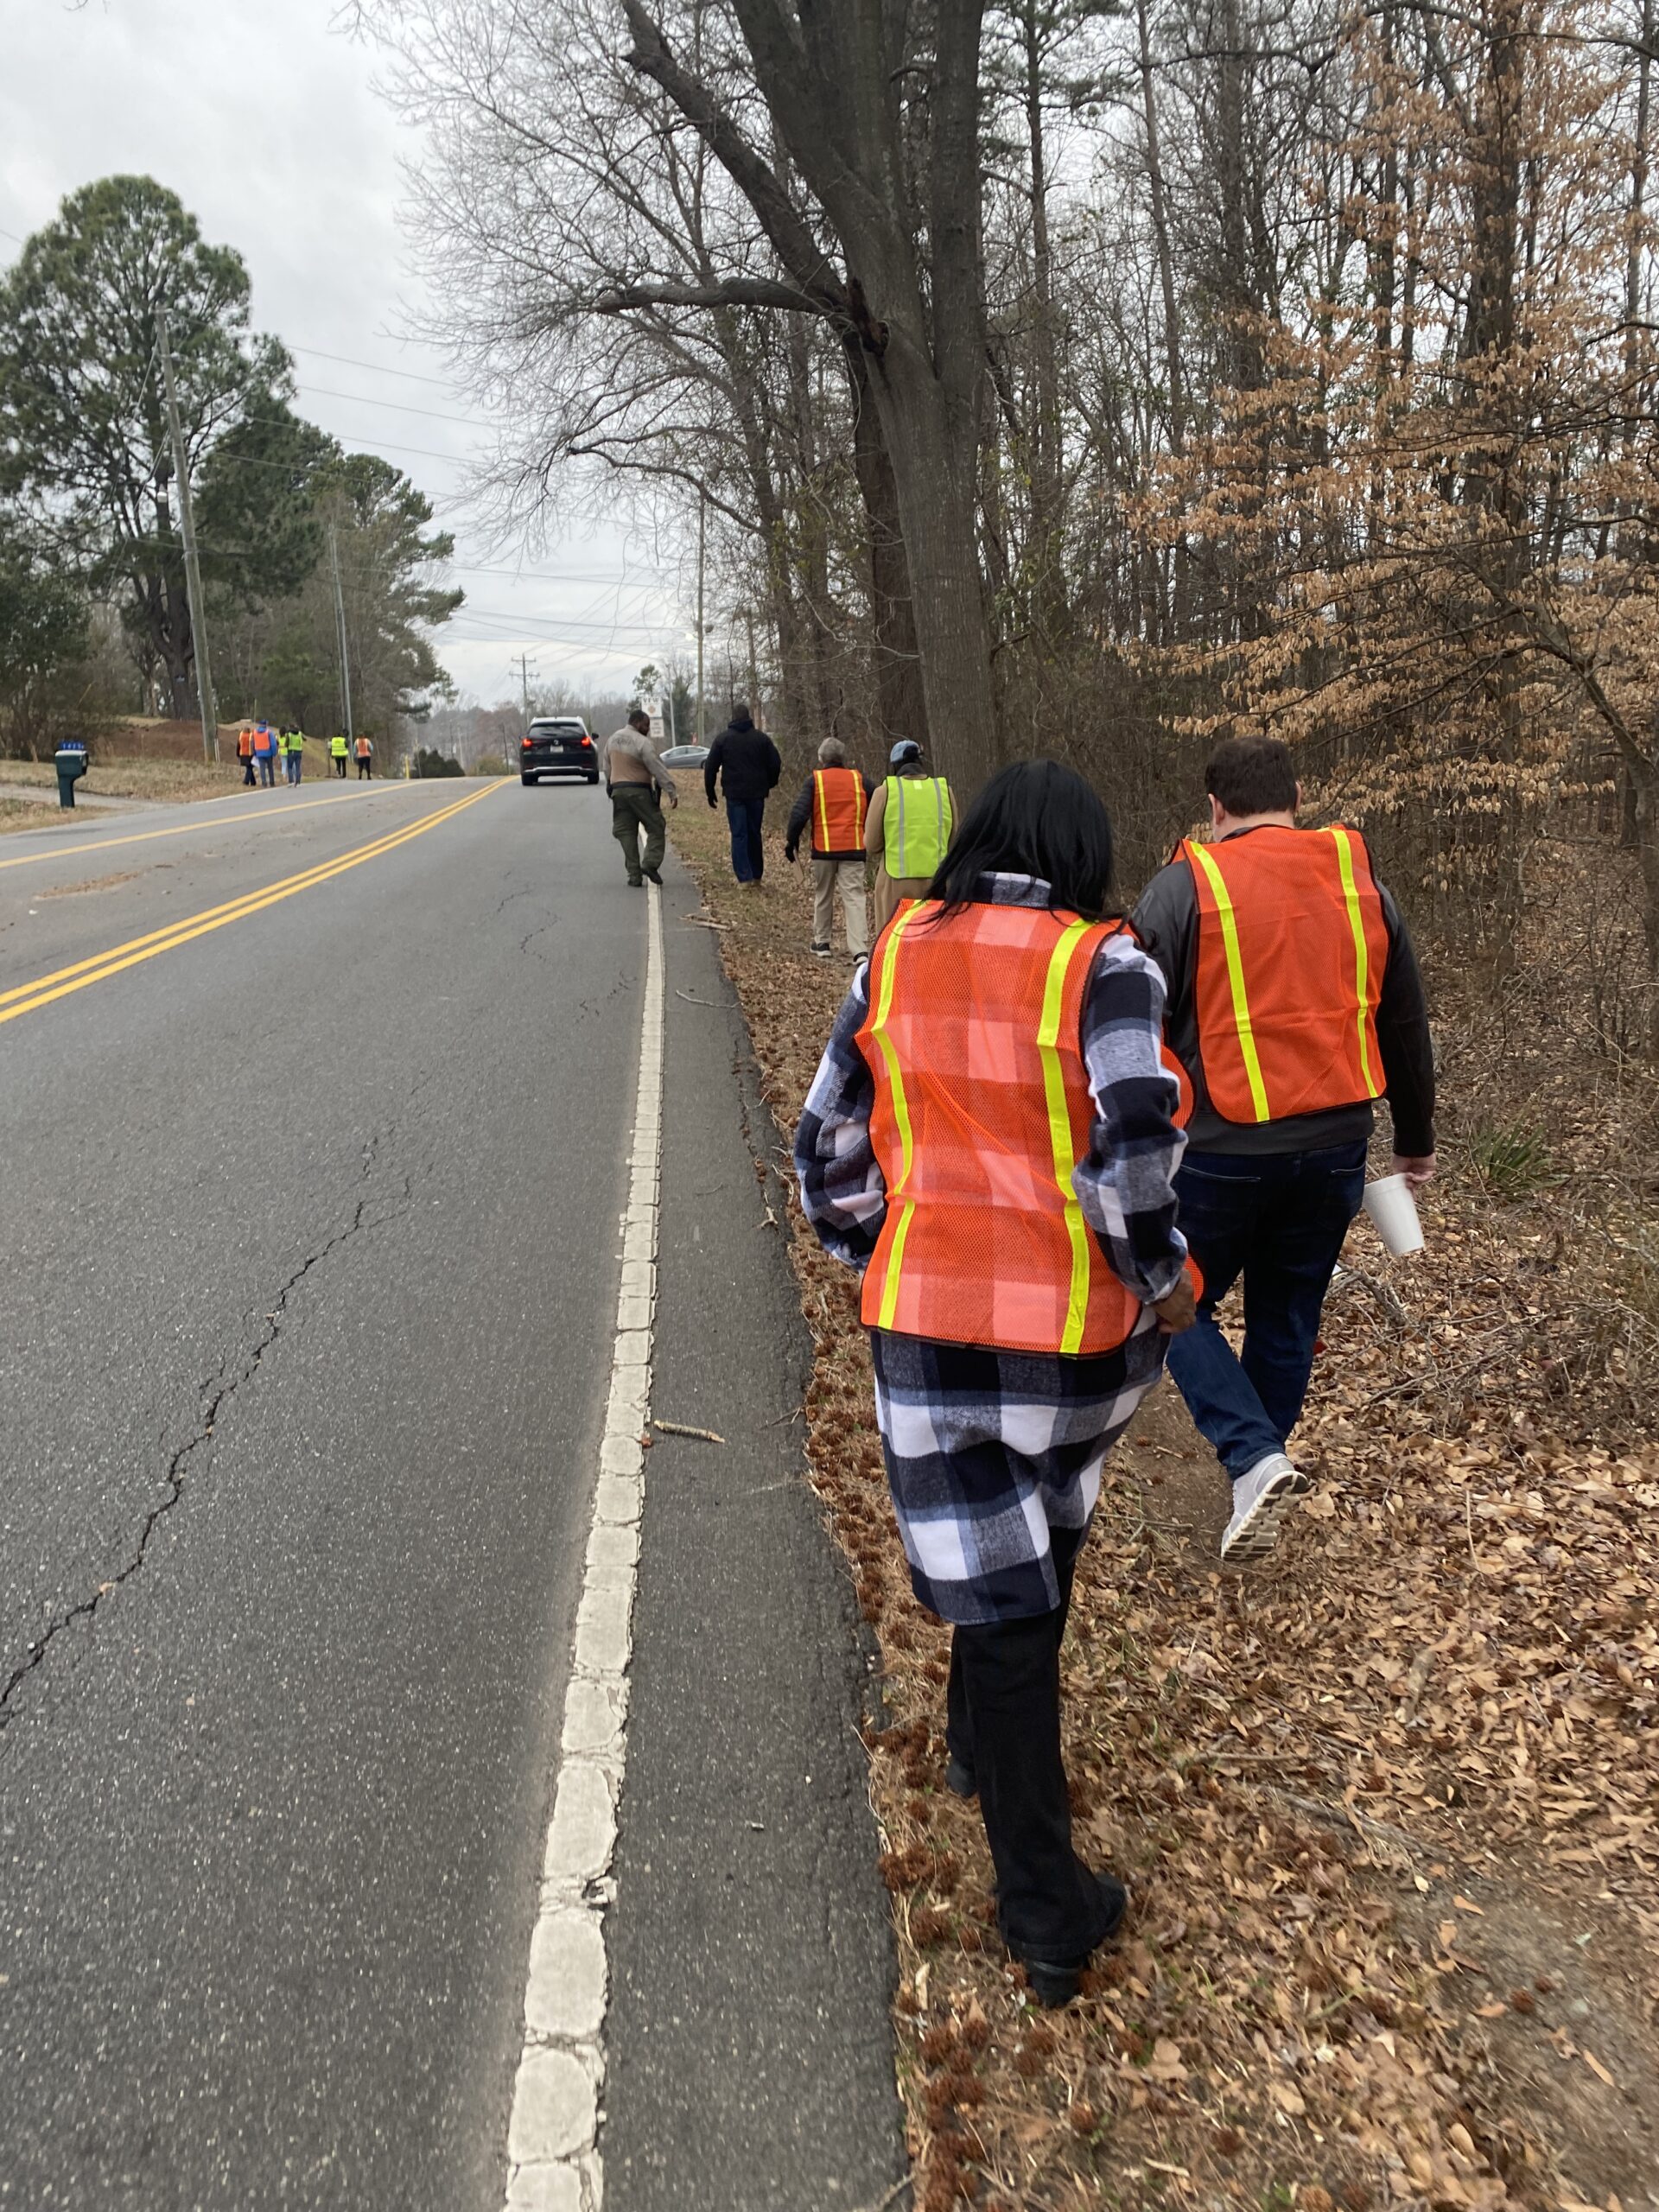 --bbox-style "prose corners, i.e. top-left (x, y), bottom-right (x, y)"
top-left (668, 814), bottom-right (1659, 2212)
